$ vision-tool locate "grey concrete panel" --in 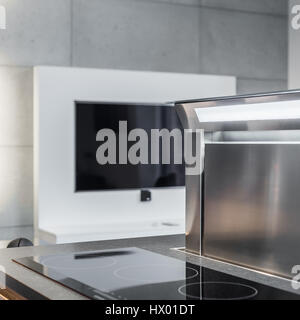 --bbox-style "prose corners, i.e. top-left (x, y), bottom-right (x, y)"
top-left (0, 66), bottom-right (33, 146)
top-left (237, 77), bottom-right (287, 94)
top-left (0, 0), bottom-right (71, 66)
top-left (0, 147), bottom-right (33, 227)
top-left (198, 7), bottom-right (287, 80)
top-left (200, 0), bottom-right (287, 15)
top-left (72, 0), bottom-right (200, 73)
